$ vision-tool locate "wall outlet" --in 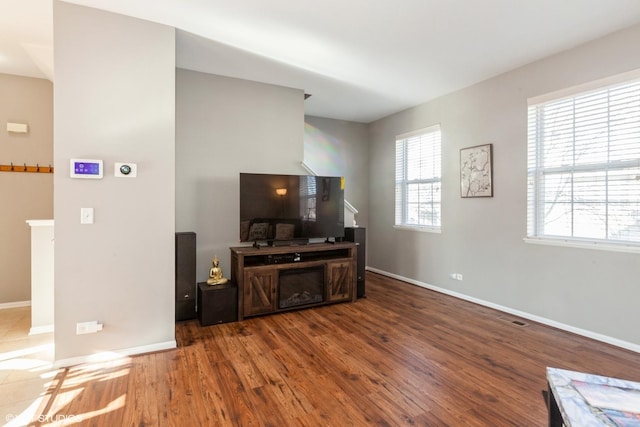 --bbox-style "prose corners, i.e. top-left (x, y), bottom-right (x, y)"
top-left (76, 321), bottom-right (103, 335)
top-left (456, 273), bottom-right (463, 281)
top-left (449, 273), bottom-right (463, 281)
